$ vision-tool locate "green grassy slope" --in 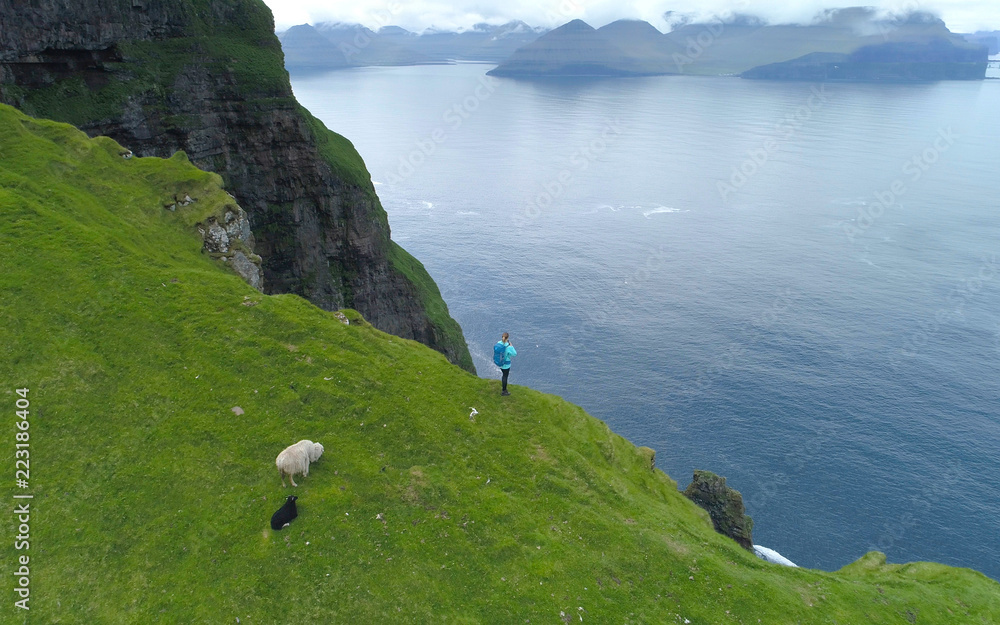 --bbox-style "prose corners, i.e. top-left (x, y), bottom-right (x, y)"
top-left (2, 105), bottom-right (999, 622)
